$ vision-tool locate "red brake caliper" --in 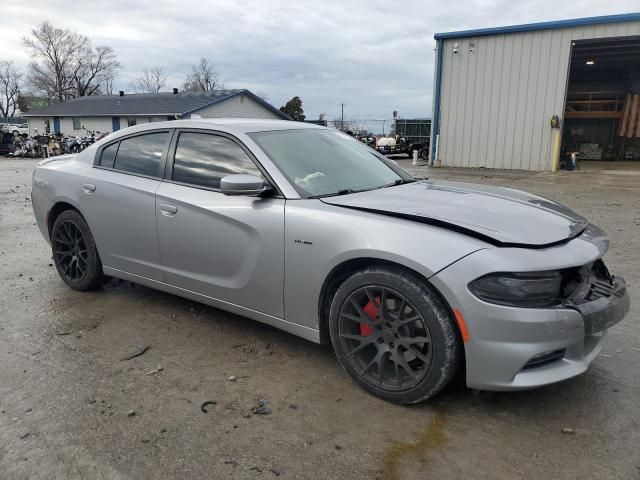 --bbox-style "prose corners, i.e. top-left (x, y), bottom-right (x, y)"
top-left (360, 297), bottom-right (381, 336)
